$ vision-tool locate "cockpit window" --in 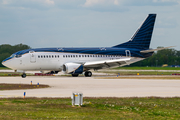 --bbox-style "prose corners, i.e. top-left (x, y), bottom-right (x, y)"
top-left (15, 55), bottom-right (22, 58)
top-left (10, 54), bottom-right (16, 58)
top-left (10, 54), bottom-right (22, 58)
top-left (29, 50), bottom-right (34, 53)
